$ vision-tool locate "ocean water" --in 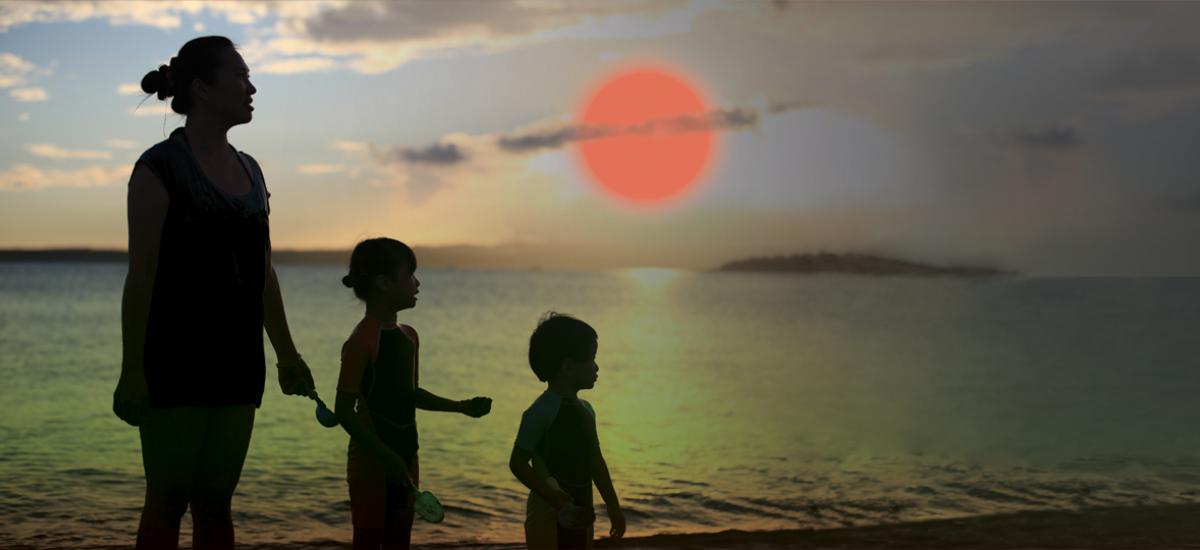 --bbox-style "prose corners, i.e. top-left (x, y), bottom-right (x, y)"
top-left (1, 262), bottom-right (1199, 547)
